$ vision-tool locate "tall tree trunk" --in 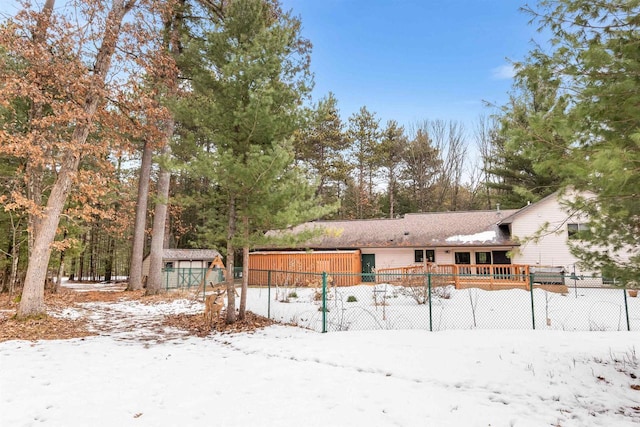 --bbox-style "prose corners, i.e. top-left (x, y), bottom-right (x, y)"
top-left (19, 152), bottom-right (83, 316)
top-left (68, 257), bottom-right (76, 281)
top-left (104, 236), bottom-right (114, 282)
top-left (127, 140), bottom-right (153, 290)
top-left (146, 143), bottom-right (172, 295)
top-left (89, 225), bottom-right (97, 281)
top-left (225, 196), bottom-right (236, 324)
top-left (17, 0), bottom-right (136, 318)
top-left (78, 233), bottom-right (87, 282)
top-left (0, 244), bottom-right (9, 294)
top-left (239, 216), bottom-right (249, 320)
top-left (145, 0), bottom-right (181, 295)
top-left (54, 249), bottom-right (65, 294)
top-left (53, 229), bottom-right (67, 293)
top-left (9, 241), bottom-right (19, 297)
top-left (25, 0), bottom-right (54, 256)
